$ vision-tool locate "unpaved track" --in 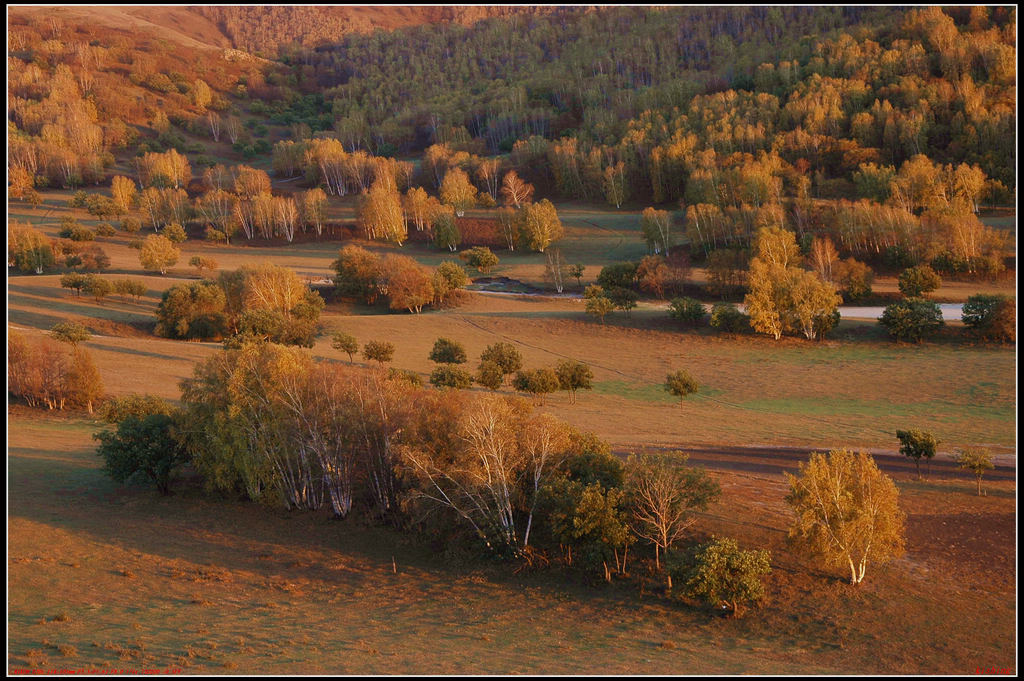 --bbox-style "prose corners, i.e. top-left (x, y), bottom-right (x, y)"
top-left (615, 444), bottom-right (1016, 481)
